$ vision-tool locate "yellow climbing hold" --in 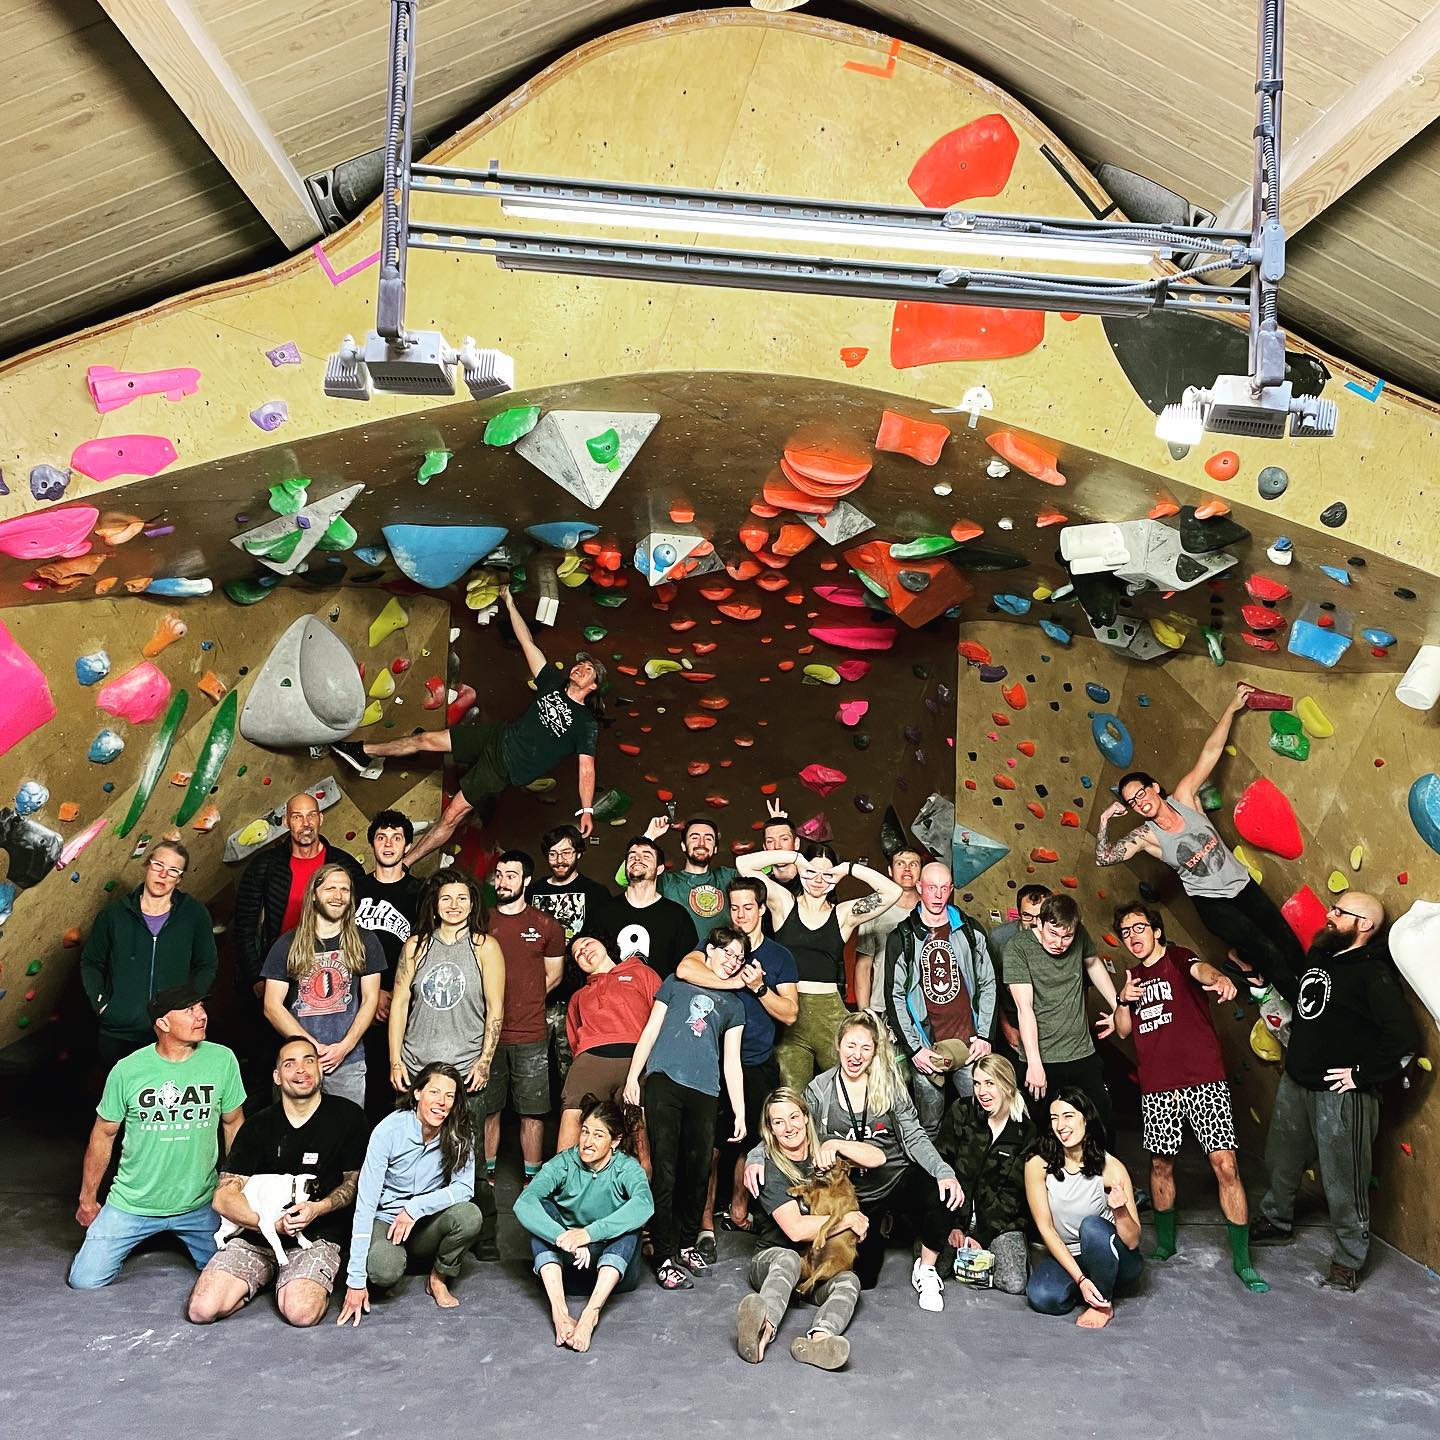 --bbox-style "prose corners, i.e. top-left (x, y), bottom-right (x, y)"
top-left (1031, 583), bottom-right (1053, 601)
top-left (236, 818), bottom-right (271, 848)
top-left (558, 552), bottom-right (588, 587)
top-left (369, 597), bottom-right (409, 646)
top-left (1417, 1057), bottom-right (1432, 1072)
top-left (1224, 744), bottom-right (1237, 757)
top-left (525, 777), bottom-right (557, 793)
top-left (1296, 696), bottom-right (1333, 738)
top-left (1150, 618), bottom-right (1187, 650)
top-left (1249, 1108), bottom-right (1261, 1125)
top-left (1350, 844), bottom-right (1364, 871)
top-left (369, 667), bottom-right (396, 699)
top-left (1232, 844), bottom-right (1263, 884)
top-left (644, 659), bottom-right (683, 679)
top-left (802, 664), bottom-right (842, 686)
top-left (356, 699), bottom-right (384, 728)
top-left (1326, 870), bottom-right (1348, 894)
top-left (1250, 1020), bottom-right (1283, 1063)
